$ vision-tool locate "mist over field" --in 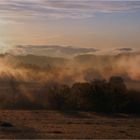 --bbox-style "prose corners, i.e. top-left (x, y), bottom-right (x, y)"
top-left (0, 52), bottom-right (140, 87)
top-left (0, 52), bottom-right (139, 109)
top-left (0, 1), bottom-right (140, 138)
